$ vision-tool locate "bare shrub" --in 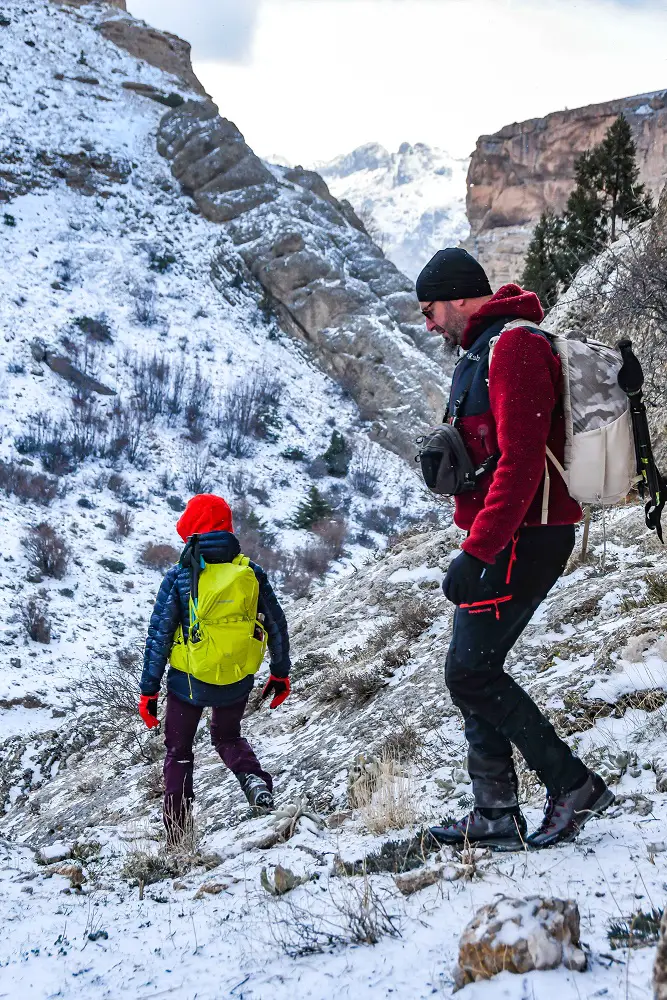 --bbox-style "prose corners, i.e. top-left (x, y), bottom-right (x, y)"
top-left (269, 879), bottom-right (400, 958)
top-left (0, 461), bottom-right (58, 505)
top-left (217, 371), bottom-right (283, 457)
top-left (350, 441), bottom-right (384, 498)
top-left (21, 595), bottom-right (51, 643)
top-left (68, 394), bottom-right (106, 464)
top-left (381, 645), bottom-right (411, 673)
top-left (107, 473), bottom-right (127, 496)
top-left (23, 523), bottom-right (70, 579)
top-left (131, 283), bottom-right (158, 326)
top-left (183, 447), bottom-right (212, 494)
top-left (73, 314), bottom-right (113, 344)
top-left (318, 665), bottom-right (384, 705)
top-left (120, 849), bottom-right (178, 886)
top-left (359, 505), bottom-right (400, 535)
top-left (394, 597), bottom-right (435, 640)
top-left (380, 718), bottom-right (422, 761)
top-left (141, 764), bottom-right (164, 801)
top-left (311, 516), bottom-right (347, 559)
top-left (184, 363), bottom-right (212, 443)
top-left (108, 400), bottom-right (147, 467)
top-left (141, 542), bottom-right (180, 573)
top-left (77, 646), bottom-right (140, 721)
top-left (110, 507), bottom-right (134, 539)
